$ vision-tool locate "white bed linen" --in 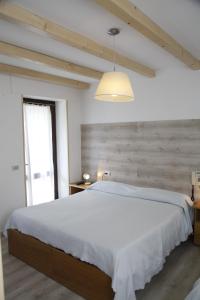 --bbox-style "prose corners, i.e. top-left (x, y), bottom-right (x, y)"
top-left (186, 279), bottom-right (200, 300)
top-left (5, 182), bottom-right (193, 300)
